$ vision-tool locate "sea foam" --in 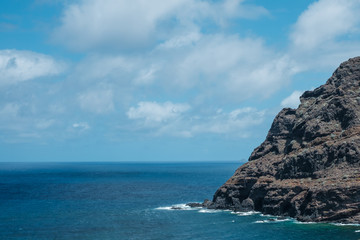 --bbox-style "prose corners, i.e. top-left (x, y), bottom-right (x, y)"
top-left (331, 223), bottom-right (360, 227)
top-left (198, 209), bottom-right (221, 213)
top-left (155, 204), bottom-right (194, 211)
top-left (232, 211), bottom-right (260, 216)
top-left (254, 218), bottom-right (292, 224)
